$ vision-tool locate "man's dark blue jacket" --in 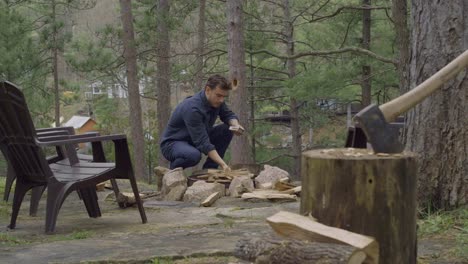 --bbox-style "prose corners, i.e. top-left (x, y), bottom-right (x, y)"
top-left (160, 90), bottom-right (237, 155)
